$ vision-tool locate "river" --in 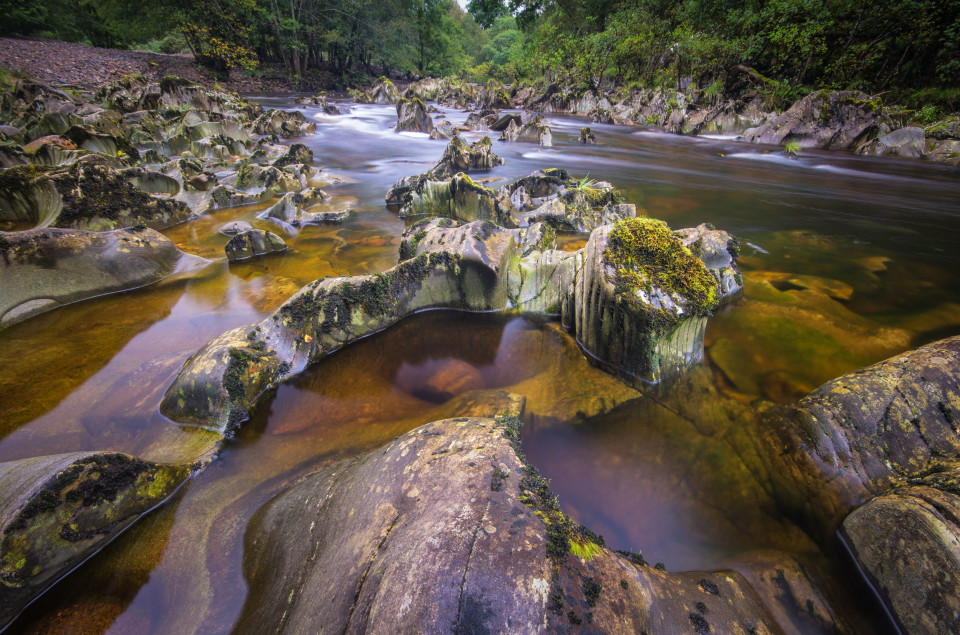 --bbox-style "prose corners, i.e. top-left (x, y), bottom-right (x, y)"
top-left (3, 96), bottom-right (960, 633)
